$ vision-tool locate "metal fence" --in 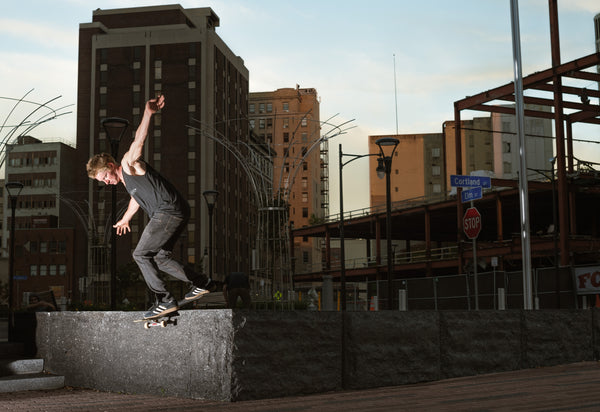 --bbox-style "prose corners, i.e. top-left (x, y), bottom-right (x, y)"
top-left (366, 266), bottom-right (578, 311)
